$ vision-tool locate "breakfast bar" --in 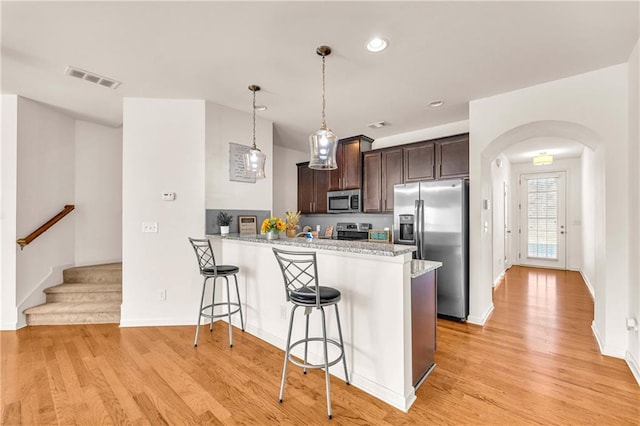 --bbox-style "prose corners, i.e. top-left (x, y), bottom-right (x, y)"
top-left (215, 234), bottom-right (441, 412)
